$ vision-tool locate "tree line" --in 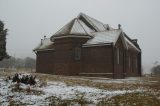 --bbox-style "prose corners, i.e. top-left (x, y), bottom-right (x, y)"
top-left (151, 63), bottom-right (160, 74)
top-left (0, 56), bottom-right (36, 69)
